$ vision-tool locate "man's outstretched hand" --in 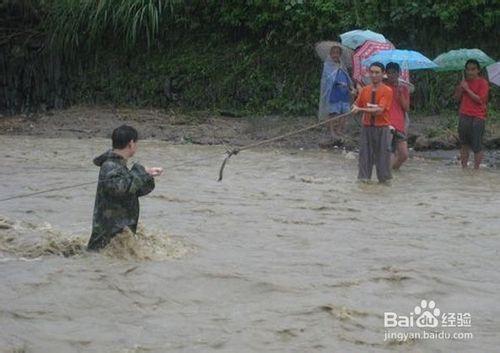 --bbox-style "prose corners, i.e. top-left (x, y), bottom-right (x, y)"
top-left (146, 167), bottom-right (164, 177)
